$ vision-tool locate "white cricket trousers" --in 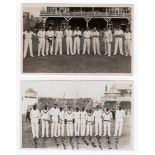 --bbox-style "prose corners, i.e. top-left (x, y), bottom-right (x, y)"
top-left (51, 117), bottom-right (58, 137)
top-left (41, 120), bottom-right (49, 137)
top-left (80, 119), bottom-right (86, 136)
top-left (114, 38), bottom-right (123, 55)
top-left (74, 37), bottom-right (80, 54)
top-left (46, 39), bottom-right (54, 55)
top-left (24, 39), bottom-right (33, 57)
top-left (92, 37), bottom-right (100, 55)
top-left (104, 39), bottom-right (111, 56)
top-left (55, 38), bottom-right (62, 55)
top-left (95, 119), bottom-right (102, 136)
top-left (86, 122), bottom-right (93, 136)
top-left (103, 121), bottom-right (111, 136)
top-left (66, 37), bottom-right (73, 55)
top-left (114, 119), bottom-right (123, 136)
top-left (83, 38), bottom-right (90, 54)
top-left (74, 119), bottom-right (80, 136)
top-left (58, 121), bottom-right (64, 136)
top-left (66, 122), bottom-right (73, 136)
top-left (124, 39), bottom-right (131, 56)
top-left (38, 38), bottom-right (45, 56)
top-left (31, 118), bottom-right (39, 138)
